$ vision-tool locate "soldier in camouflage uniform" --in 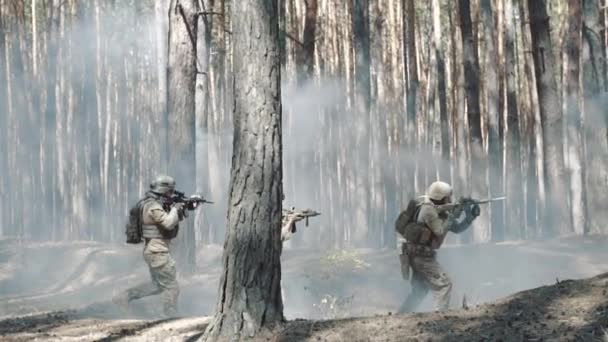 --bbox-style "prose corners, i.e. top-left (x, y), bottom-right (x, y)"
top-left (397, 181), bottom-right (480, 313)
top-left (113, 175), bottom-right (186, 317)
